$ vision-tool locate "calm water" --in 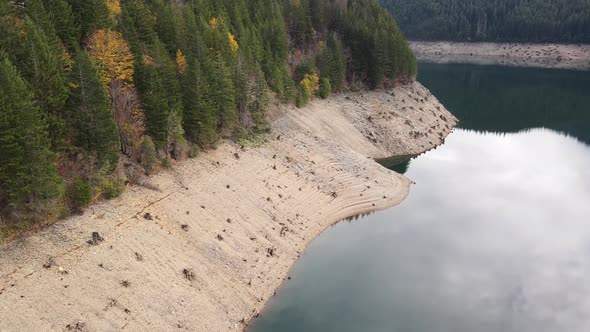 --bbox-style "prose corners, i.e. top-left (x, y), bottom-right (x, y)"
top-left (249, 63), bottom-right (590, 332)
